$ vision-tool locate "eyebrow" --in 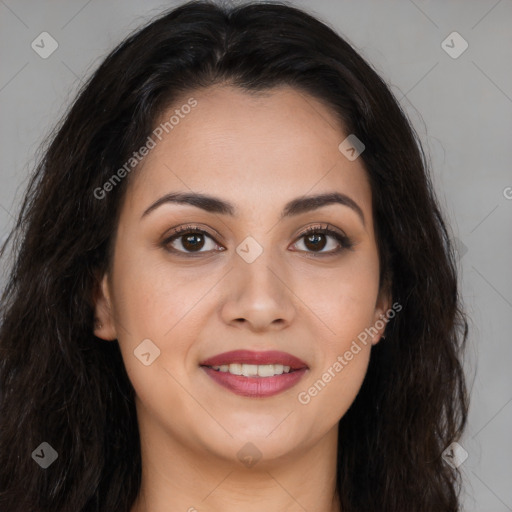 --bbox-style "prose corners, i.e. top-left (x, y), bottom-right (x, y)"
top-left (141, 191), bottom-right (365, 225)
